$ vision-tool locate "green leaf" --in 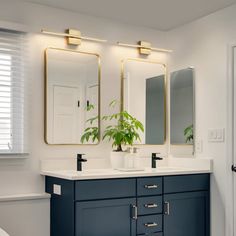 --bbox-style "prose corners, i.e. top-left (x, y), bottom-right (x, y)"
top-left (86, 104), bottom-right (95, 111)
top-left (109, 100), bottom-right (120, 108)
top-left (184, 124), bottom-right (193, 143)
